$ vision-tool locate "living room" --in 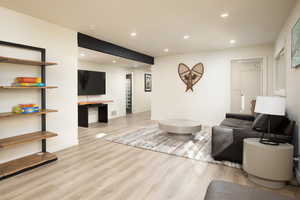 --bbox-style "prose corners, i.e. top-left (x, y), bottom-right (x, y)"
top-left (0, 0), bottom-right (300, 199)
